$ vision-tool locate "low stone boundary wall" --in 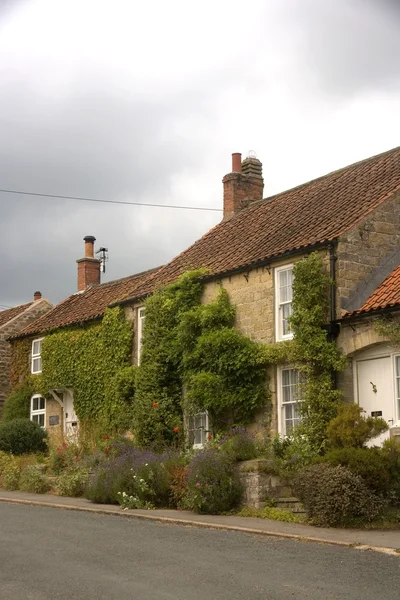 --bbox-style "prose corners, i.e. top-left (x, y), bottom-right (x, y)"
top-left (237, 459), bottom-right (287, 509)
